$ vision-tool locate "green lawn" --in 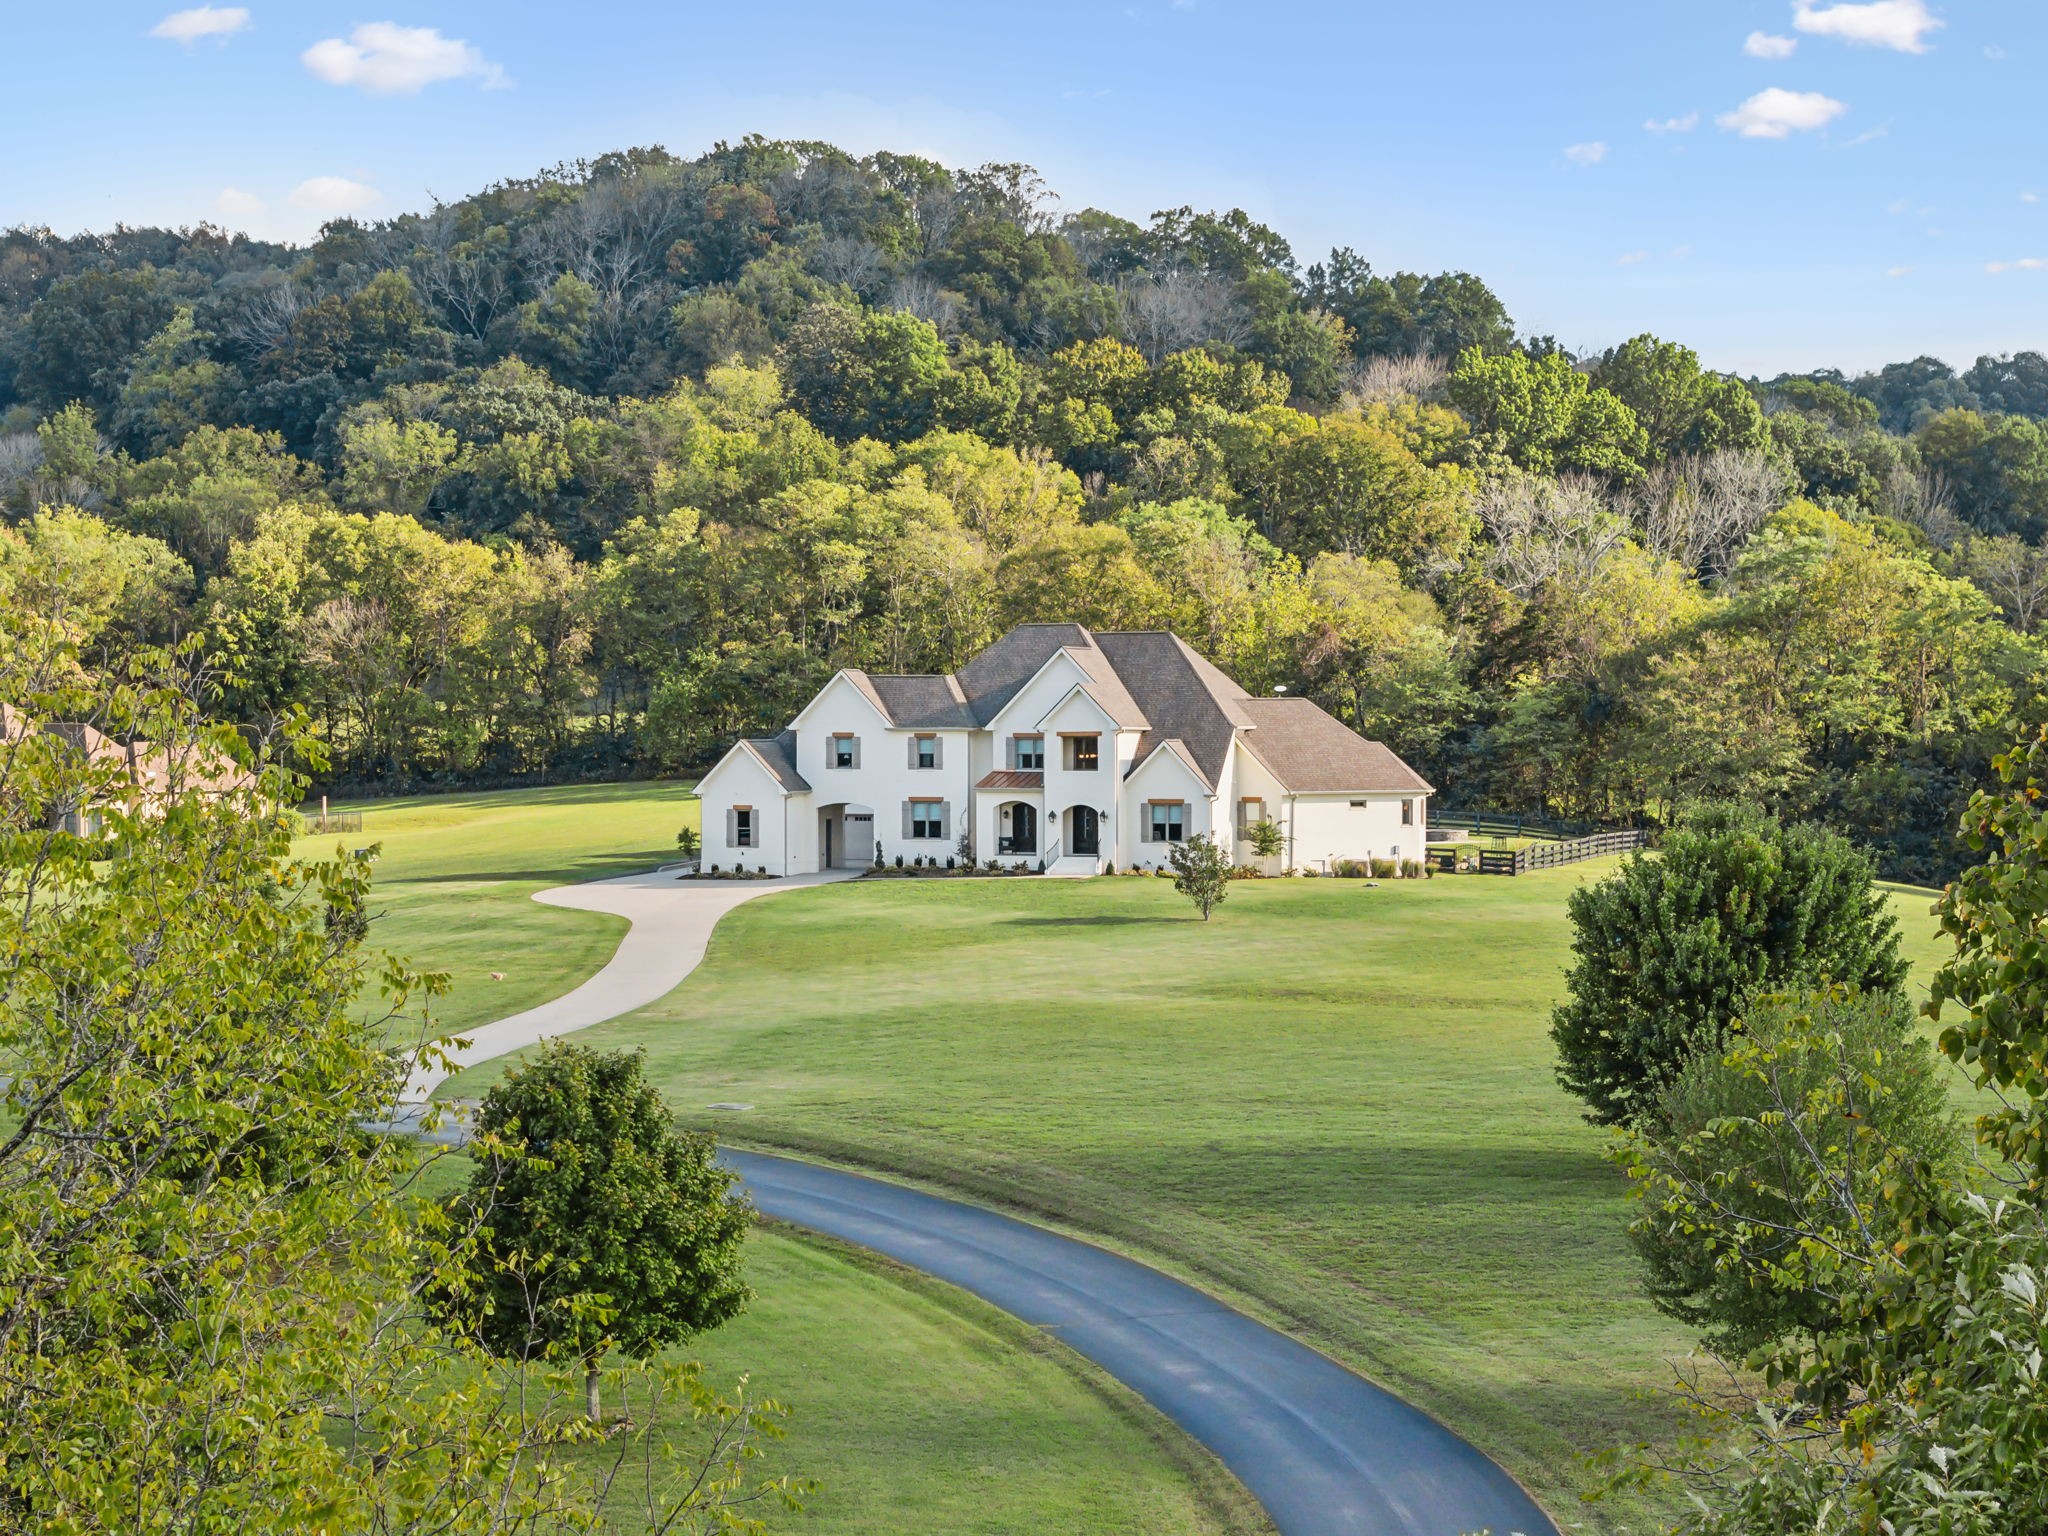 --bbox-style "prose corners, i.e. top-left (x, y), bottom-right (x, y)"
top-left (317, 785), bottom-right (1249, 1534)
top-left (686, 1225), bottom-right (1263, 1535)
top-left (444, 863), bottom-right (1955, 1533)
top-left (294, 782), bottom-right (696, 1041)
